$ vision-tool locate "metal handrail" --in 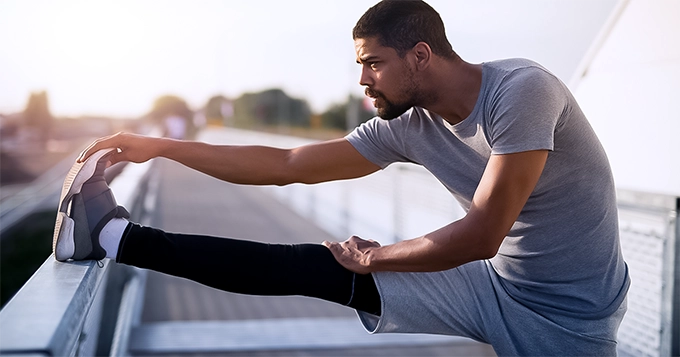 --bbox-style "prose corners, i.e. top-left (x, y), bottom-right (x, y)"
top-left (0, 157), bottom-right (155, 357)
top-left (0, 125), bottom-right (677, 356)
